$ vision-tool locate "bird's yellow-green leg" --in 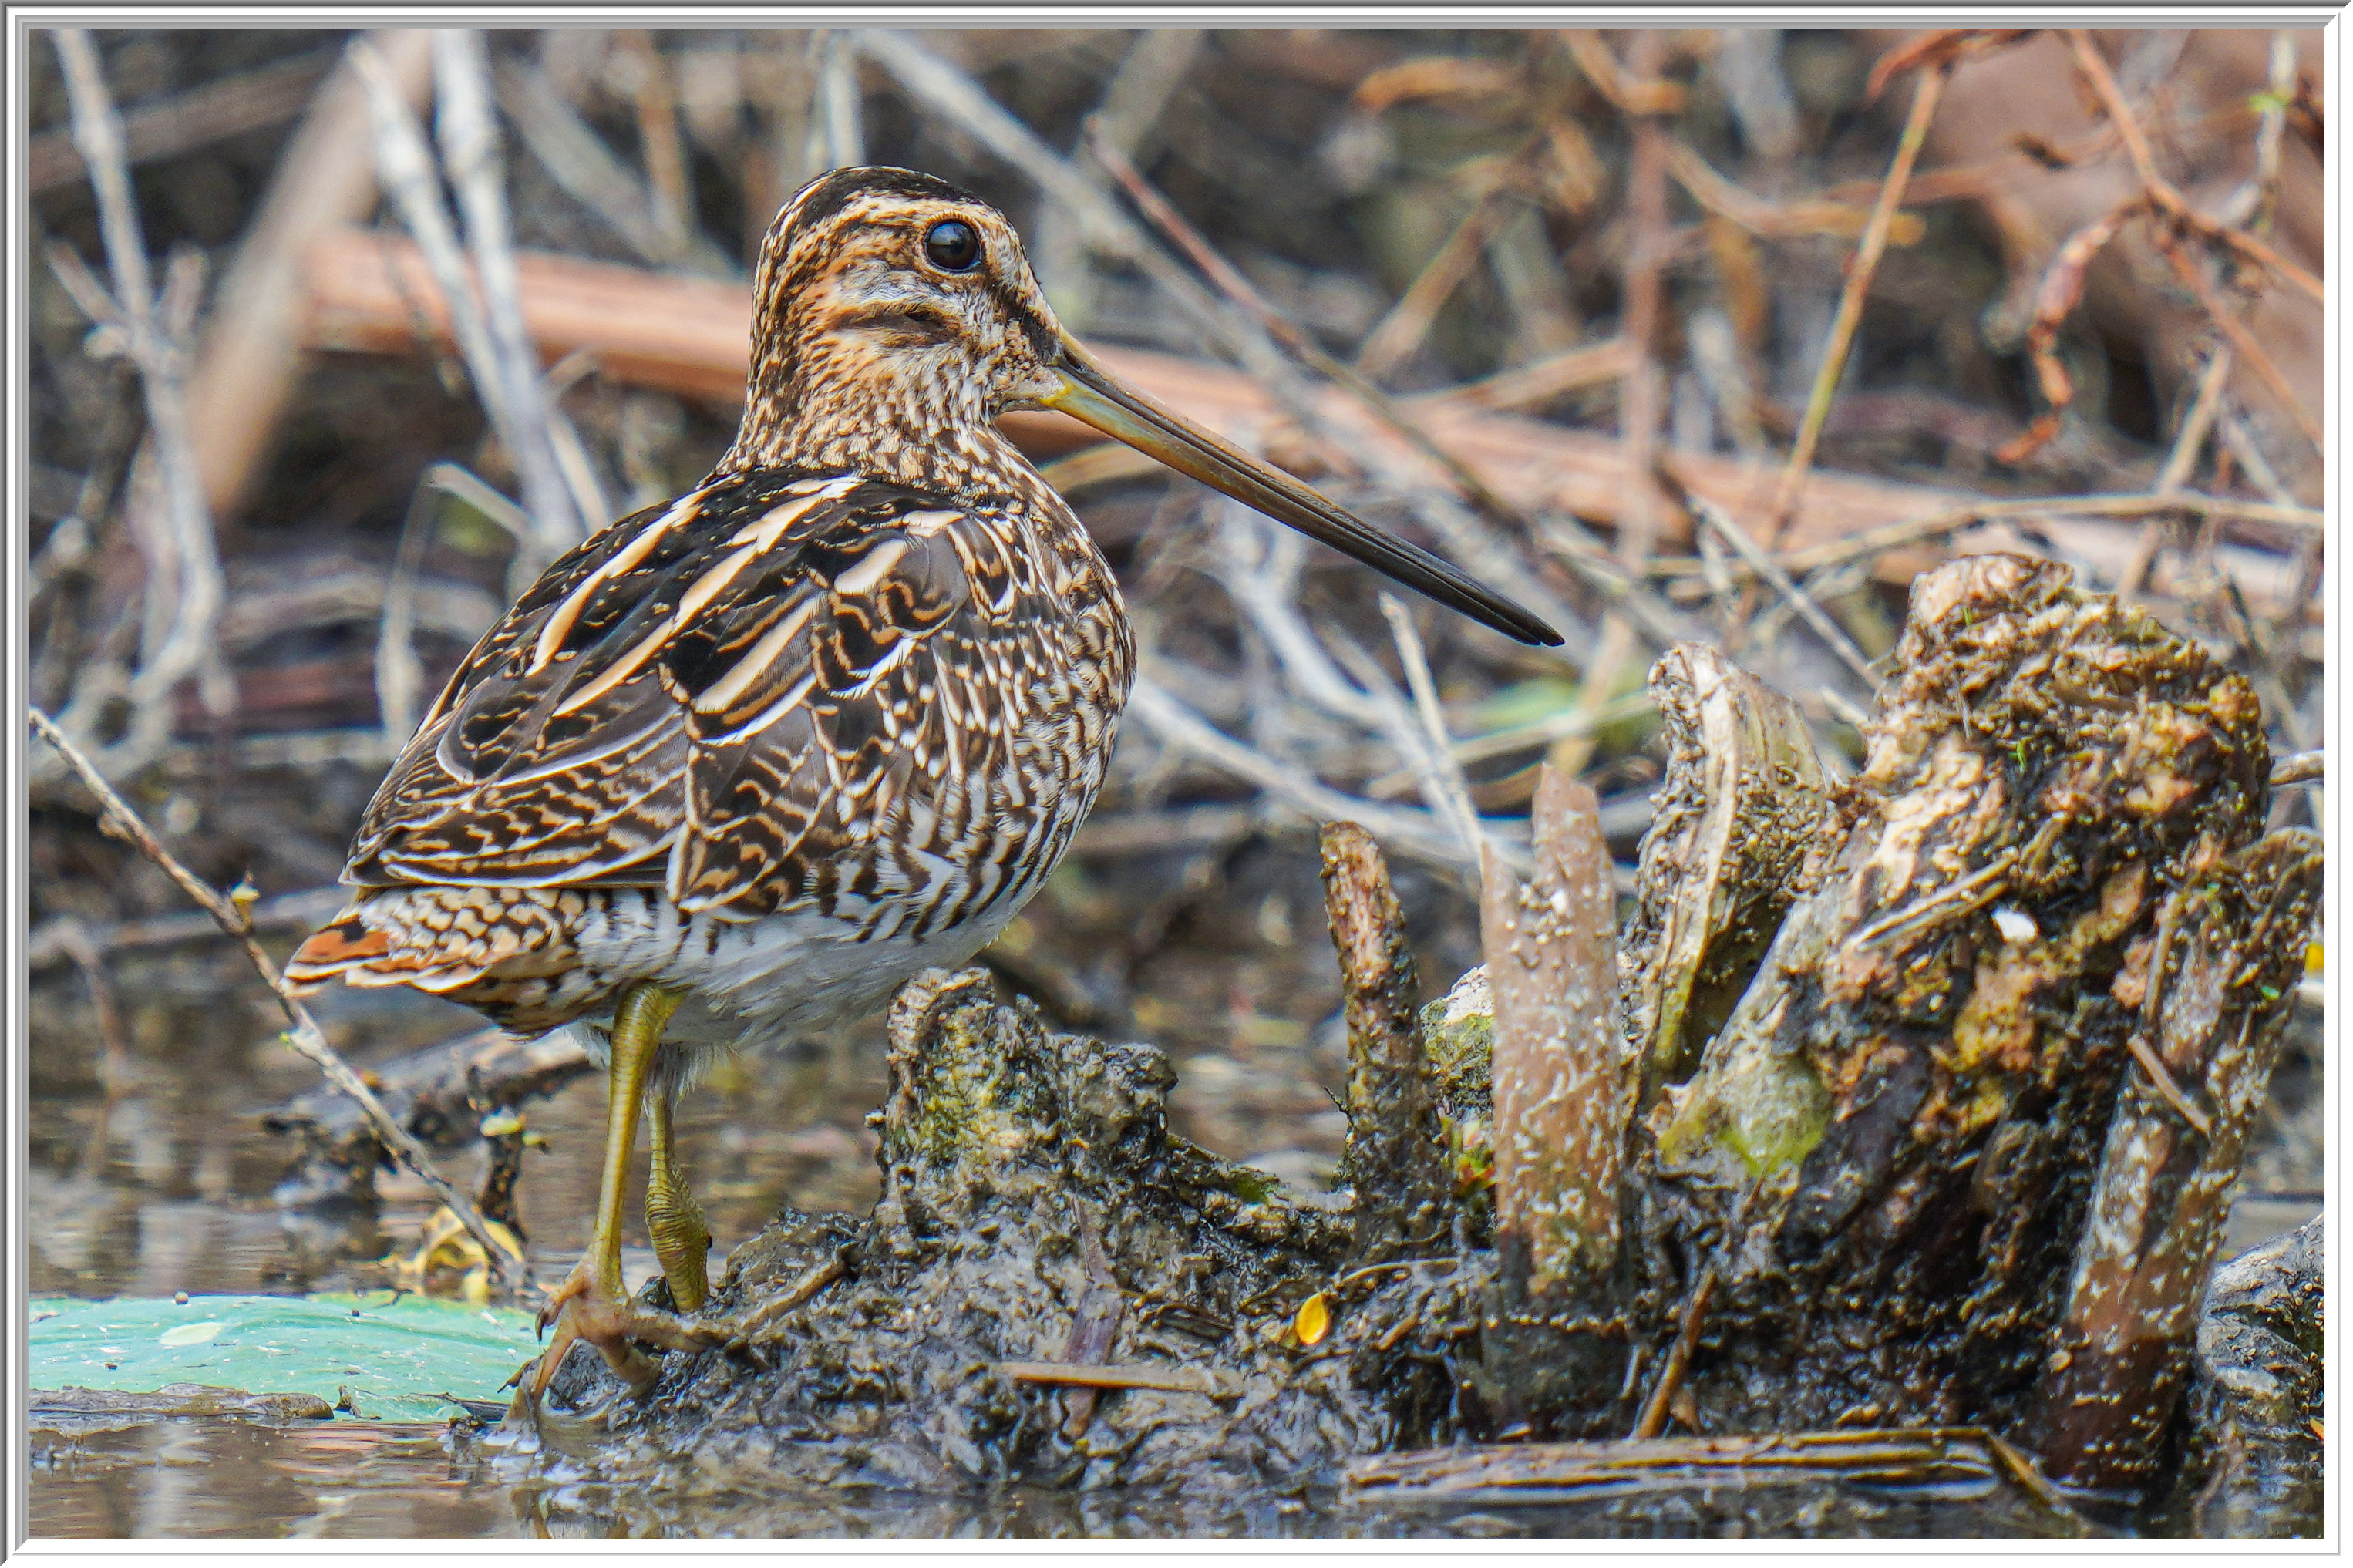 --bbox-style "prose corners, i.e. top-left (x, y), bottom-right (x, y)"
top-left (645, 1088), bottom-right (712, 1312)
top-left (526, 981), bottom-right (715, 1404)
